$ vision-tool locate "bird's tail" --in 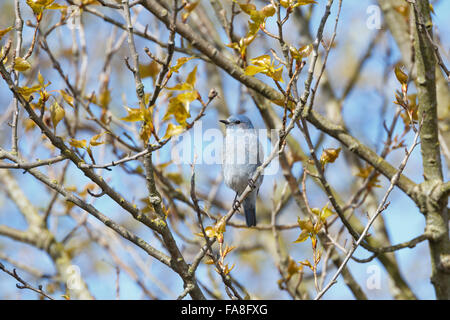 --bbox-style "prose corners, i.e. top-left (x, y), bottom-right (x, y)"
top-left (243, 192), bottom-right (257, 227)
